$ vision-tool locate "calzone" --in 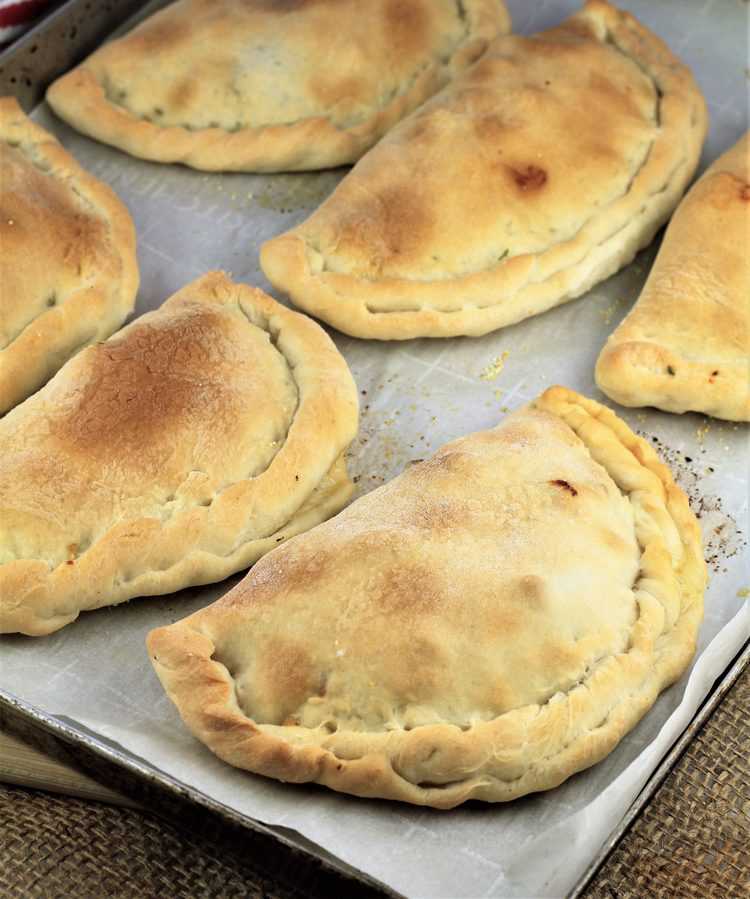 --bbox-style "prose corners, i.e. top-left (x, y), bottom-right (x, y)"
top-left (261, 0), bottom-right (707, 339)
top-left (0, 97), bottom-right (138, 414)
top-left (596, 132), bottom-right (749, 422)
top-left (0, 272), bottom-right (358, 636)
top-left (148, 387), bottom-right (706, 808)
top-left (46, 0), bottom-right (511, 173)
